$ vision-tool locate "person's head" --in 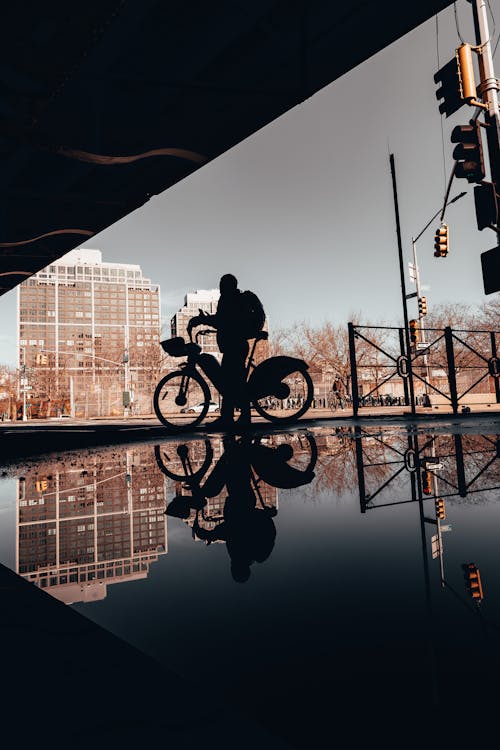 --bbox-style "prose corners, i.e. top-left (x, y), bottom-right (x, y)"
top-left (231, 560), bottom-right (251, 583)
top-left (219, 273), bottom-right (238, 295)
